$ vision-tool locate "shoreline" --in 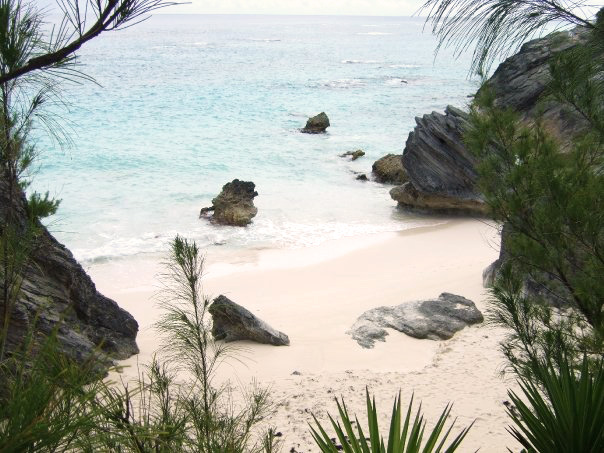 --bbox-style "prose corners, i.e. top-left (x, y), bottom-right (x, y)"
top-left (91, 218), bottom-right (514, 452)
